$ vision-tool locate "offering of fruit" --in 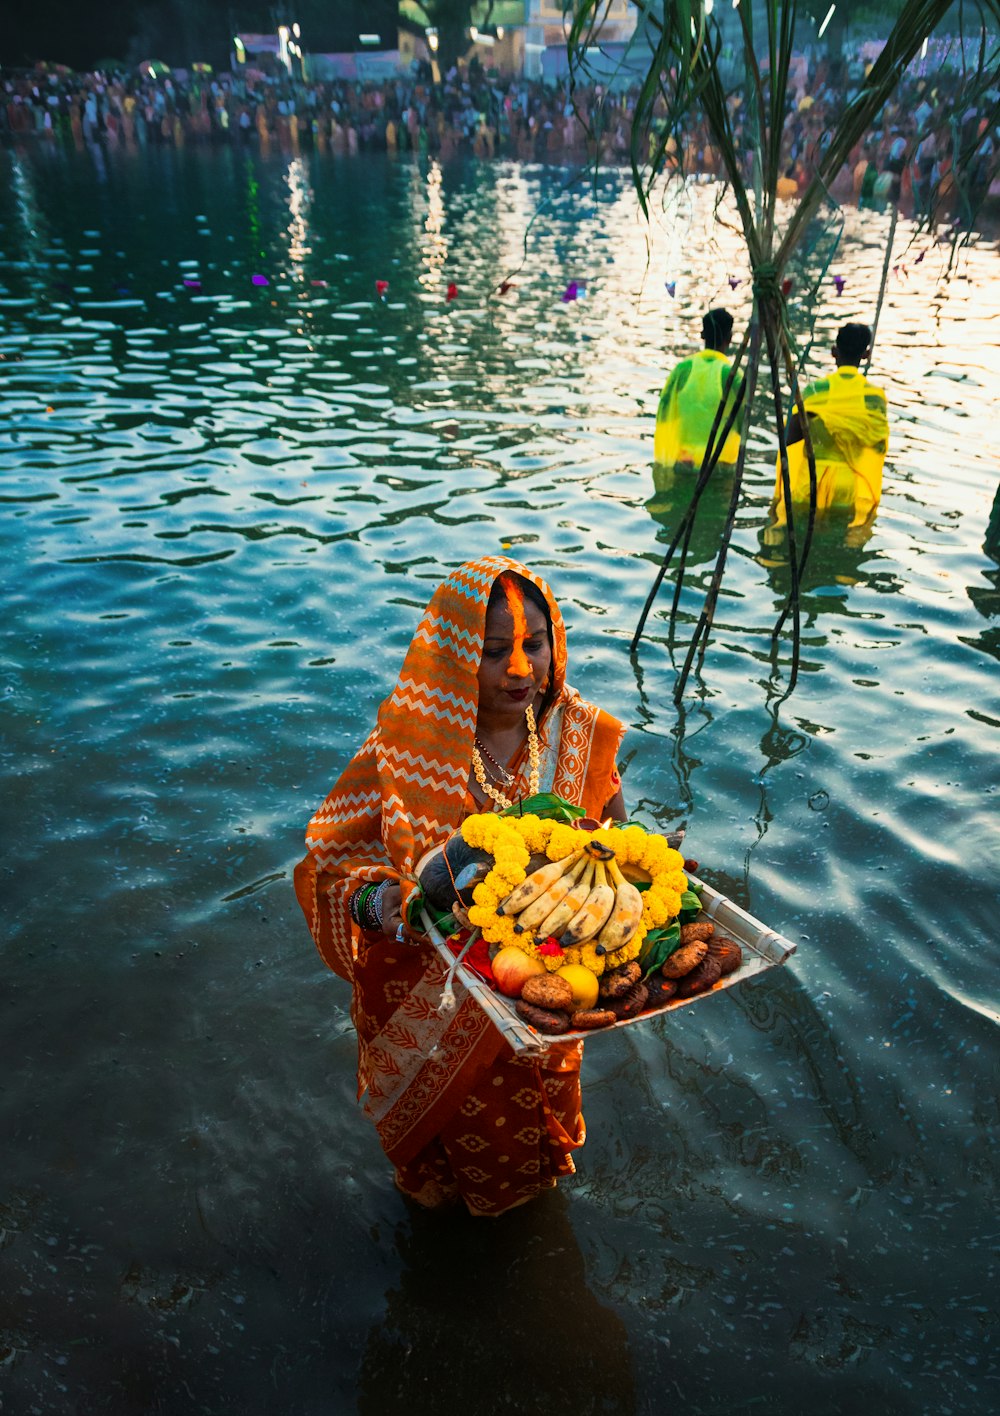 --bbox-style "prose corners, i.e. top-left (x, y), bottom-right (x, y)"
top-left (555, 963), bottom-right (600, 1012)
top-left (418, 803), bottom-right (754, 1041)
top-left (491, 946), bottom-right (546, 999)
